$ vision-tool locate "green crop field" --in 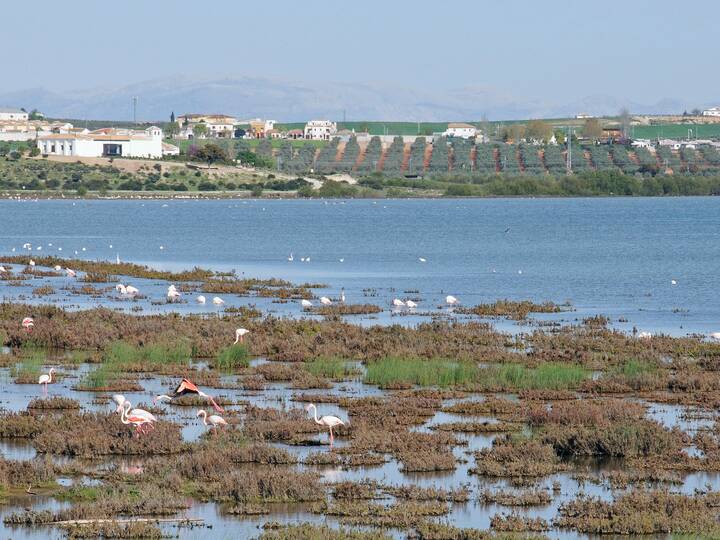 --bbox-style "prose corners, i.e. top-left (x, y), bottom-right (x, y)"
top-left (630, 123), bottom-right (720, 140)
